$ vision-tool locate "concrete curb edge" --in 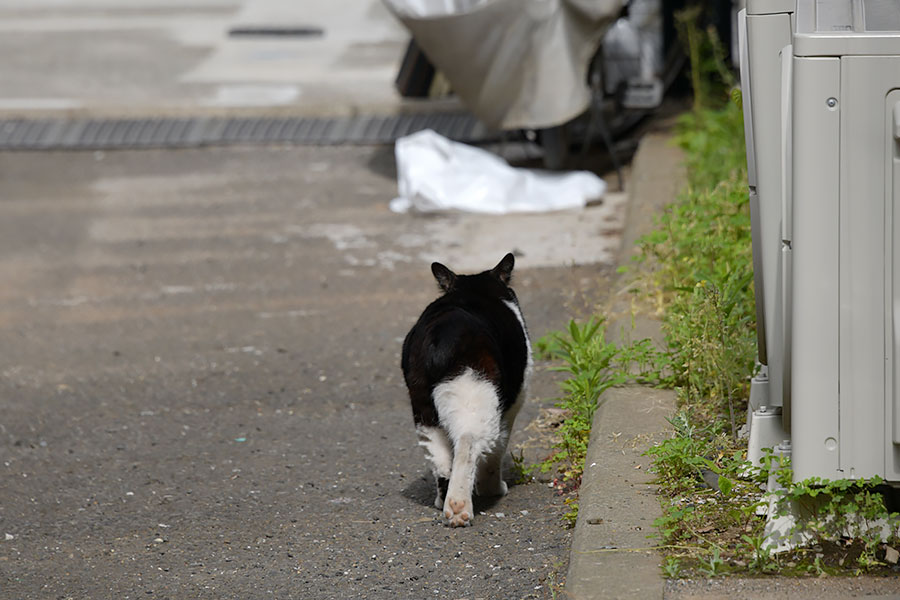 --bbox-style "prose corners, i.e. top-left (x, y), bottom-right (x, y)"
top-left (564, 128), bottom-right (687, 599)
